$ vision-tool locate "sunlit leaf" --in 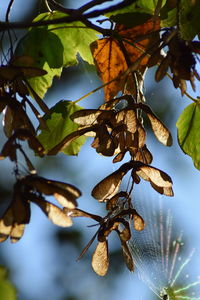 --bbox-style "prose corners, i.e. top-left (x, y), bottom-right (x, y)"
top-left (92, 240), bottom-right (109, 276)
top-left (176, 102), bottom-right (200, 170)
top-left (107, 0), bottom-right (165, 18)
top-left (33, 11), bottom-right (98, 65)
top-left (15, 11), bottom-right (97, 98)
top-left (91, 18), bottom-right (160, 100)
top-left (38, 100), bottom-right (87, 155)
